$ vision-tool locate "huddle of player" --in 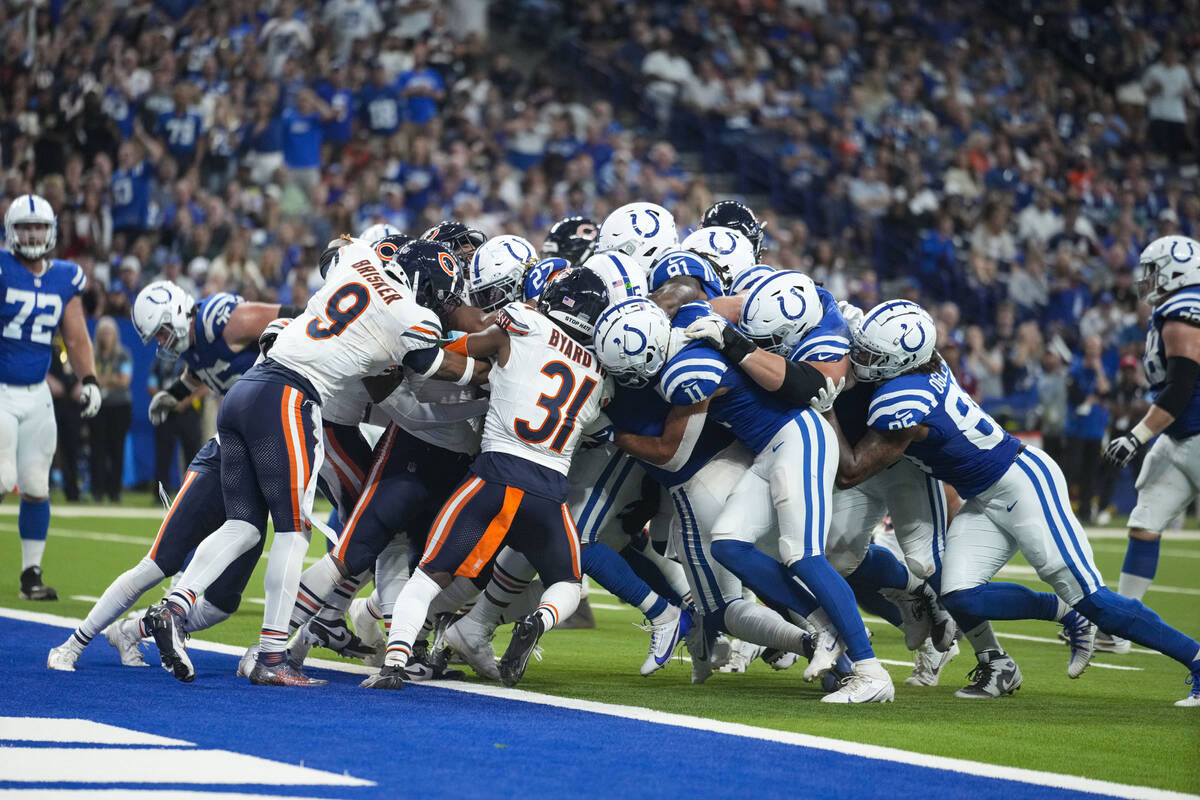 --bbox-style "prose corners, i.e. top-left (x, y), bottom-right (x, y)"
top-left (42, 197), bottom-right (1200, 707)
